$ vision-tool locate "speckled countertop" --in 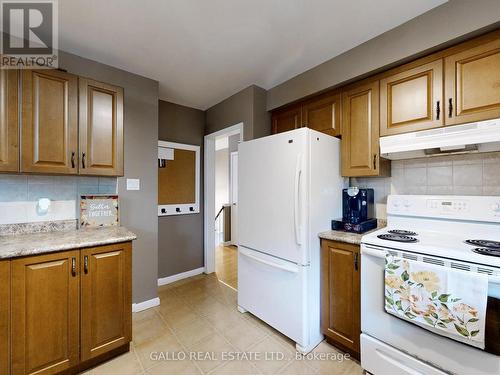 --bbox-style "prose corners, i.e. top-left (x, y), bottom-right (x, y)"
top-left (318, 221), bottom-right (386, 245)
top-left (0, 226), bottom-right (137, 259)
